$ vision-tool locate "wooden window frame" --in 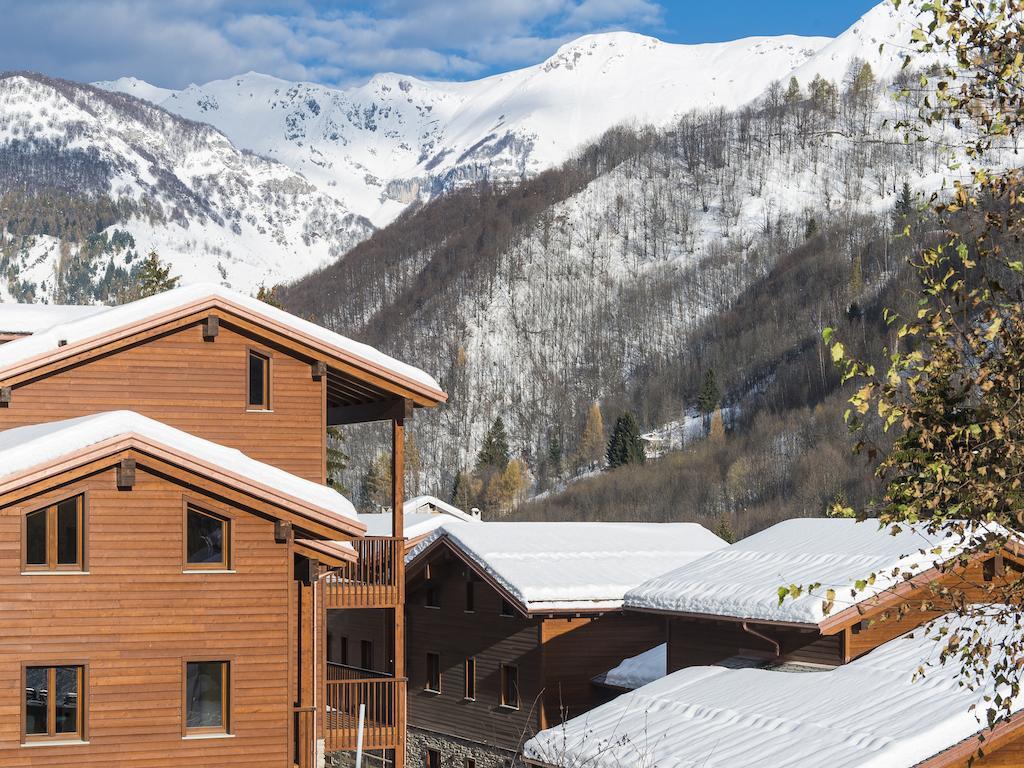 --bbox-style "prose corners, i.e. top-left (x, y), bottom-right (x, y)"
top-left (183, 502), bottom-right (232, 572)
top-left (463, 657), bottom-right (476, 701)
top-left (500, 599), bottom-right (515, 618)
top-left (246, 347), bottom-right (272, 412)
top-left (425, 652), bottom-right (441, 694)
top-left (21, 662), bottom-right (88, 744)
top-left (360, 640), bottom-right (374, 672)
top-left (464, 581), bottom-right (475, 613)
top-left (425, 584), bottom-right (440, 609)
top-left (21, 492), bottom-right (86, 573)
top-left (182, 658), bottom-right (233, 737)
top-left (500, 663), bottom-right (519, 710)
top-left (465, 759), bottom-right (476, 768)
top-left (425, 748), bottom-right (440, 768)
